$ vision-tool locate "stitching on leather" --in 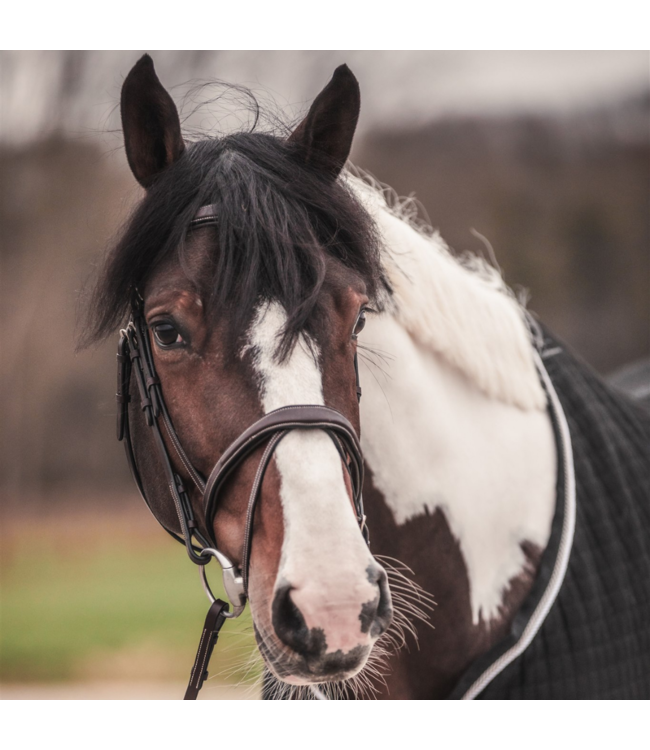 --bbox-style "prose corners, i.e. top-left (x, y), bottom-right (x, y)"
top-left (241, 433), bottom-right (285, 592)
top-left (161, 412), bottom-right (205, 492)
top-left (169, 481), bottom-right (190, 540)
top-left (195, 623), bottom-right (216, 689)
top-left (189, 625), bottom-right (209, 688)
